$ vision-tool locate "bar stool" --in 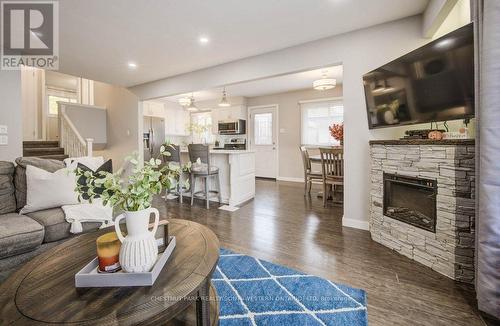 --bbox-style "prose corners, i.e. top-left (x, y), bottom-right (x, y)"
top-left (162, 144), bottom-right (188, 203)
top-left (188, 144), bottom-right (222, 209)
